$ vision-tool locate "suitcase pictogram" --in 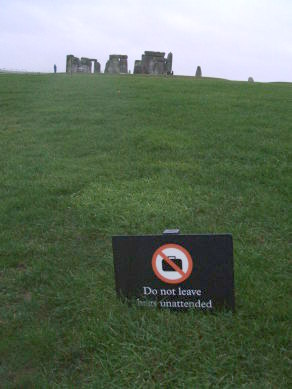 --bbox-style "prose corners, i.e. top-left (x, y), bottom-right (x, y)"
top-left (162, 256), bottom-right (182, 271)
